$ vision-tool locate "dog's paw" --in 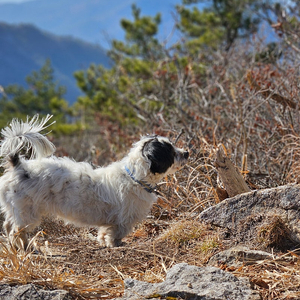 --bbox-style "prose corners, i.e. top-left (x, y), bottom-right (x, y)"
top-left (104, 239), bottom-right (116, 248)
top-left (114, 239), bottom-right (123, 247)
top-left (96, 236), bottom-right (106, 247)
top-left (103, 237), bottom-right (122, 248)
